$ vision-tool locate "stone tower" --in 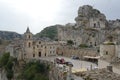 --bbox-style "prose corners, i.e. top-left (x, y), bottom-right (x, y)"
top-left (23, 27), bottom-right (34, 60)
